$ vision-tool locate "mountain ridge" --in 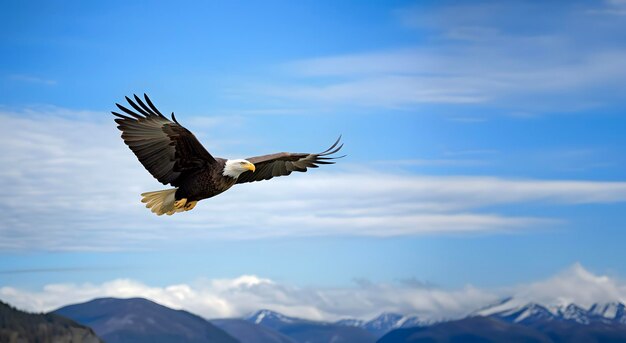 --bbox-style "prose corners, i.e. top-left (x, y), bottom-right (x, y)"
top-left (211, 318), bottom-right (297, 343)
top-left (54, 297), bottom-right (239, 343)
top-left (5, 296), bottom-right (626, 343)
top-left (336, 312), bottom-right (435, 337)
top-left (474, 298), bottom-right (626, 325)
top-left (244, 309), bottom-right (377, 343)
